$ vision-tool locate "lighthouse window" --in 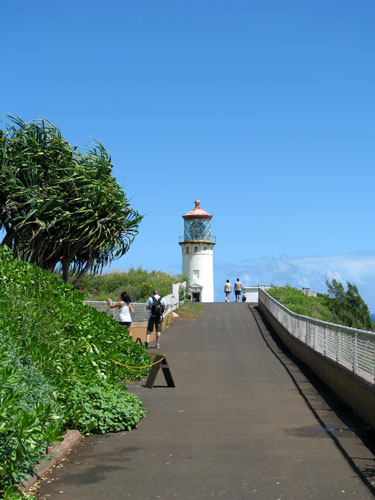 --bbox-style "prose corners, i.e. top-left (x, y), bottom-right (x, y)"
top-left (203, 246), bottom-right (207, 251)
top-left (194, 246), bottom-right (198, 253)
top-left (186, 247), bottom-right (189, 254)
top-left (184, 219), bottom-right (211, 241)
top-left (193, 270), bottom-right (200, 279)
